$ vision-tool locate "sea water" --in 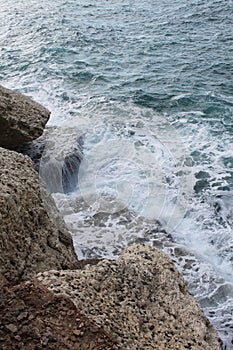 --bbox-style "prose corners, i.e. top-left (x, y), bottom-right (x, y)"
top-left (0, 0), bottom-right (232, 348)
